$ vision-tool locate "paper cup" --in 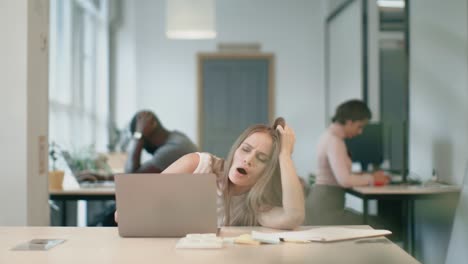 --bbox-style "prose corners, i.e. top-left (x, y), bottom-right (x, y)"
top-left (48, 170), bottom-right (64, 190)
